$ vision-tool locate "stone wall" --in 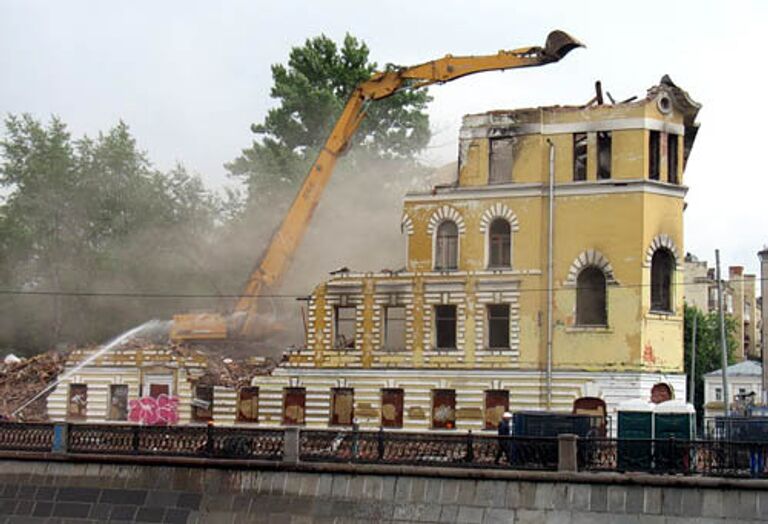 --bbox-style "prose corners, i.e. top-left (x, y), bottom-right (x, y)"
top-left (0, 458), bottom-right (767, 523)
